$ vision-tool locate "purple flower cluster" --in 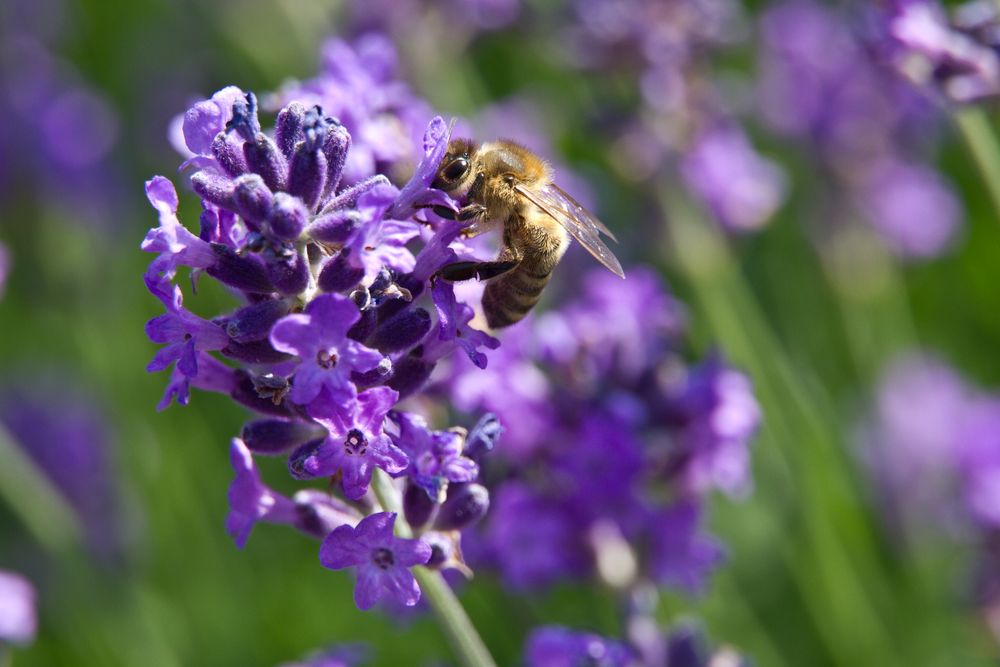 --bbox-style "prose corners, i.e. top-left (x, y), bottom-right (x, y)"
top-left (442, 268), bottom-right (759, 594)
top-left (877, 0), bottom-right (1000, 103)
top-left (562, 0), bottom-right (786, 233)
top-left (0, 0), bottom-right (120, 223)
top-left (264, 35), bottom-right (434, 187)
top-left (143, 81), bottom-right (500, 610)
top-left (863, 352), bottom-right (1000, 606)
top-left (0, 376), bottom-right (121, 560)
top-left (524, 621), bottom-right (747, 667)
top-left (757, 1), bottom-right (963, 259)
